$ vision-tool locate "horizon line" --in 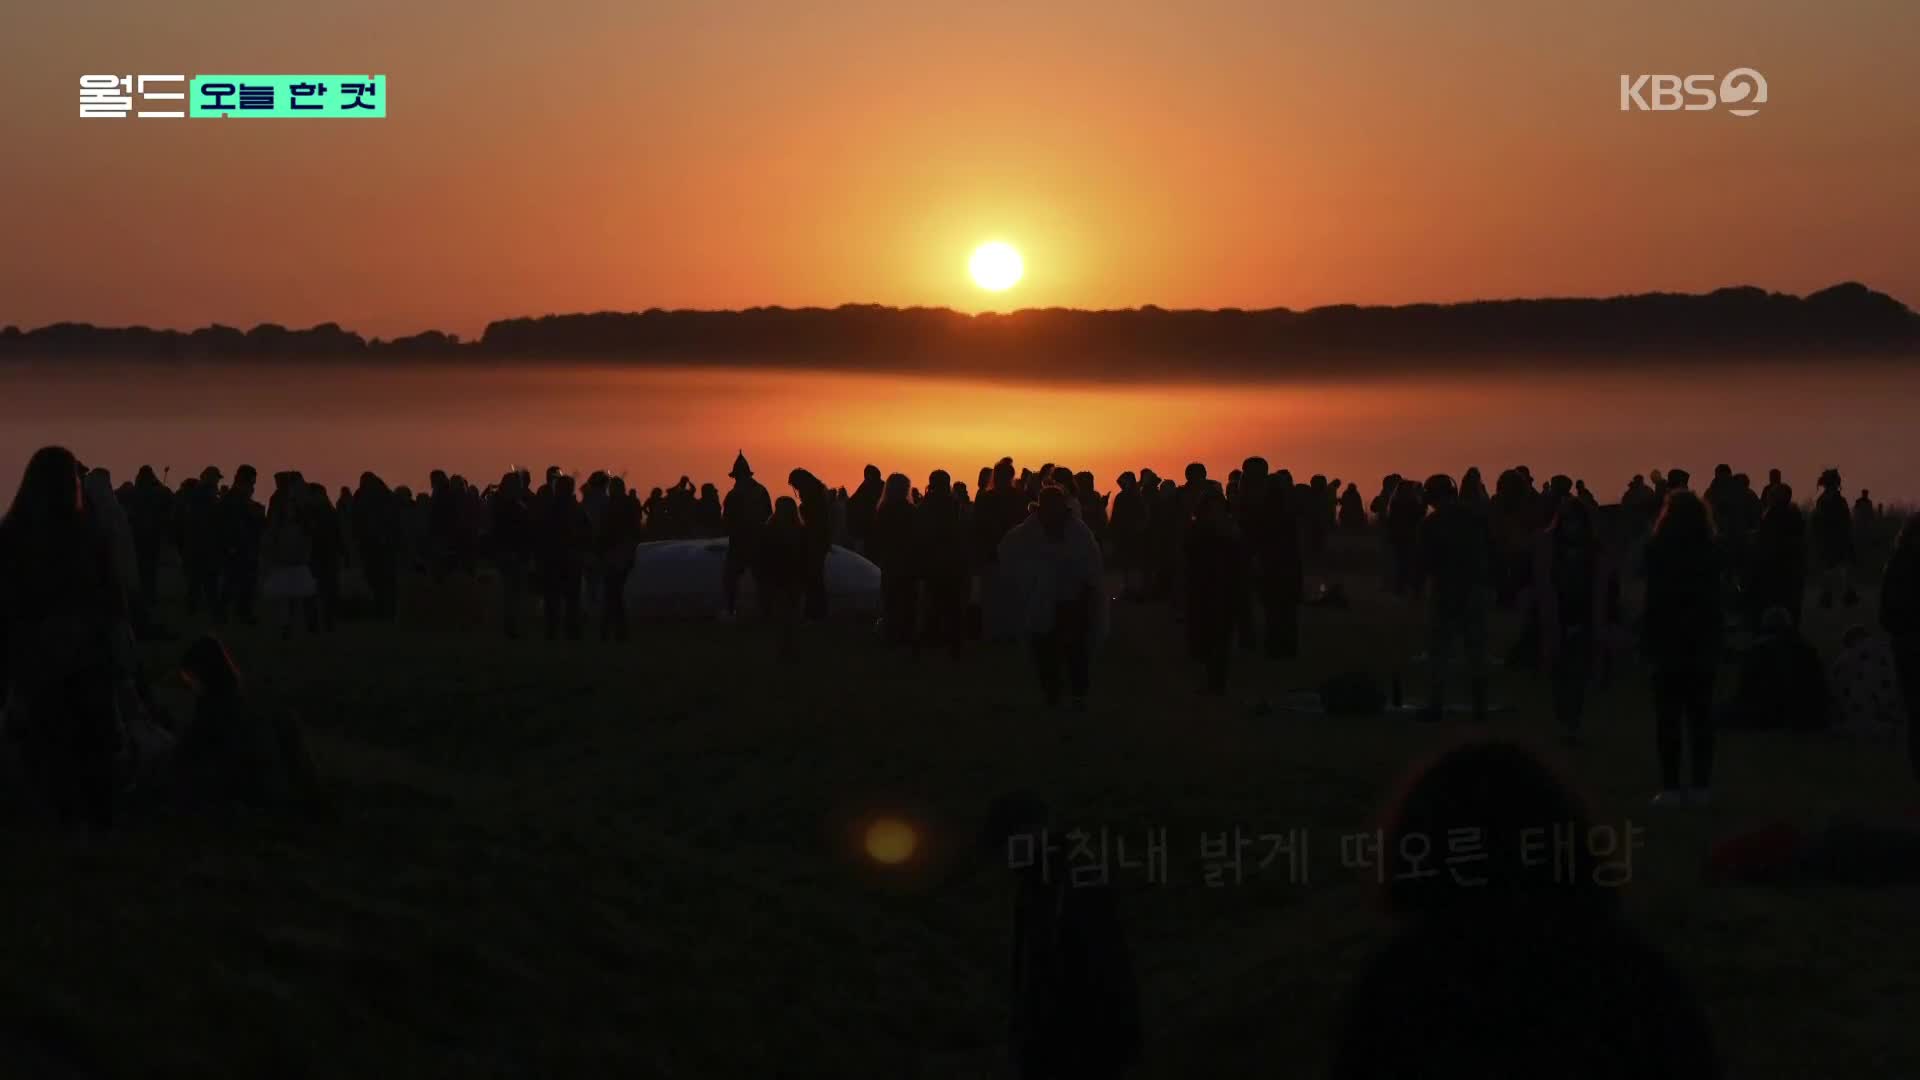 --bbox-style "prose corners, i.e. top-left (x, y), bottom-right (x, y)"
top-left (3, 281), bottom-right (1910, 342)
